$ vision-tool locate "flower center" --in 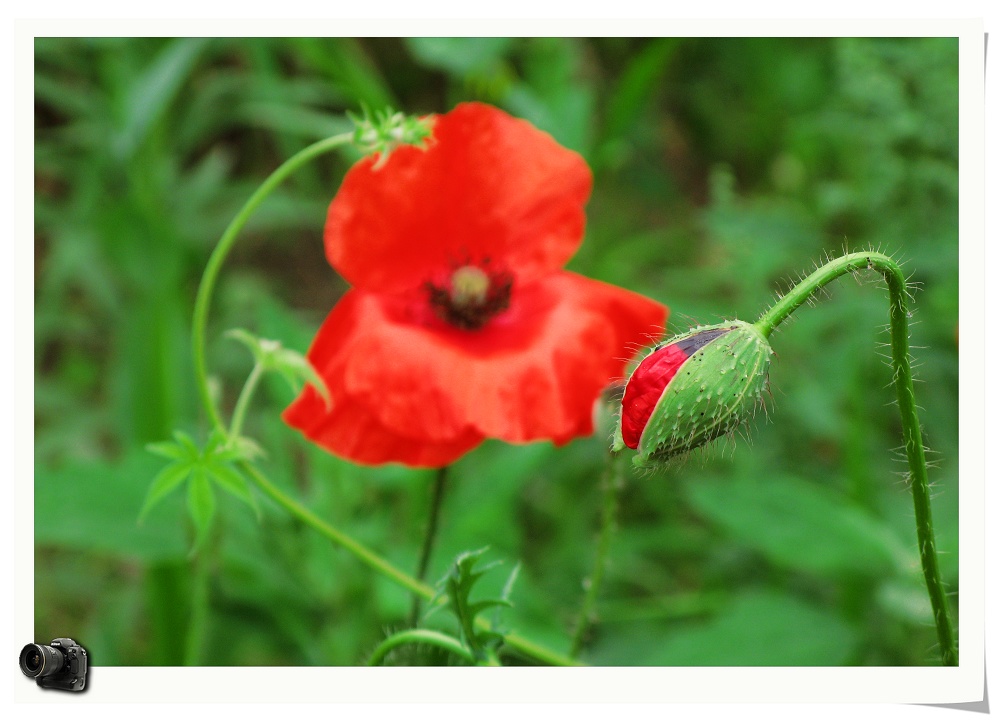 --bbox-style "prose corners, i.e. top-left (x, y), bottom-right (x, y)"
top-left (427, 263), bottom-right (513, 330)
top-left (450, 265), bottom-right (491, 307)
